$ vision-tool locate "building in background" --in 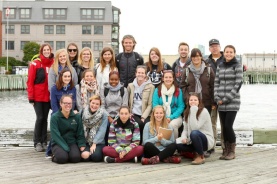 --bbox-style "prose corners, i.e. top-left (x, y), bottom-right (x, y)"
top-left (1, 0), bottom-right (120, 61)
top-left (194, 44), bottom-right (205, 56)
